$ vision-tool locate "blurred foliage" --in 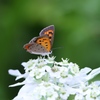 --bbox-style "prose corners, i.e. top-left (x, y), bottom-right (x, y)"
top-left (0, 0), bottom-right (100, 99)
